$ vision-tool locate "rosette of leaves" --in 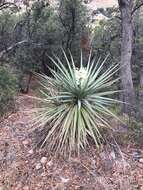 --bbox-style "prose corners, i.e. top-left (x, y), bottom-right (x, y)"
top-left (31, 50), bottom-right (120, 155)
